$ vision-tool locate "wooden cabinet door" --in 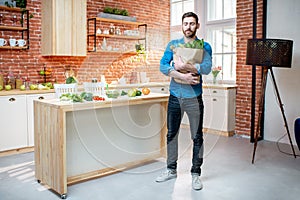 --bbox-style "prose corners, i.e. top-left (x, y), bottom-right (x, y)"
top-left (41, 0), bottom-right (86, 56)
top-left (0, 95), bottom-right (27, 151)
